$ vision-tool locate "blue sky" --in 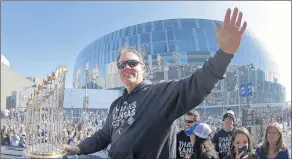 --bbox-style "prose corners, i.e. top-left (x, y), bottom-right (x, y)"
top-left (2, 1), bottom-right (291, 100)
